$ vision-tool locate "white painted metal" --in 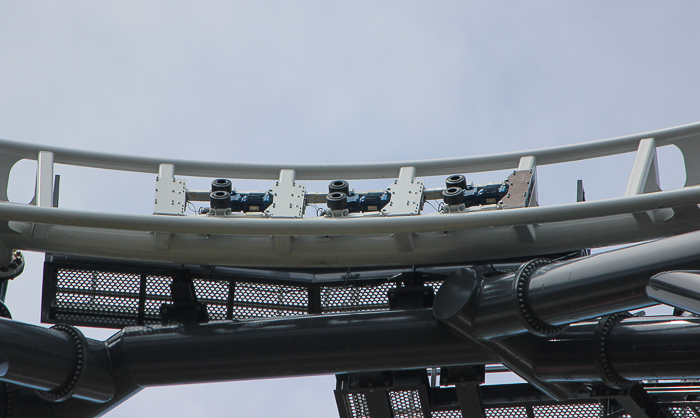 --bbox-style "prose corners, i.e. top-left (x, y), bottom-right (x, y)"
top-left (31, 151), bottom-right (54, 239)
top-left (0, 185), bottom-right (698, 236)
top-left (4, 209), bottom-right (700, 267)
top-left (266, 169), bottom-right (305, 218)
top-left (625, 138), bottom-right (661, 196)
top-left (0, 123), bottom-right (699, 267)
top-left (0, 122), bottom-right (699, 180)
top-left (517, 155), bottom-right (538, 207)
top-left (381, 167), bottom-right (424, 216)
top-left (153, 164), bottom-right (186, 215)
top-left (35, 151), bottom-right (54, 208)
